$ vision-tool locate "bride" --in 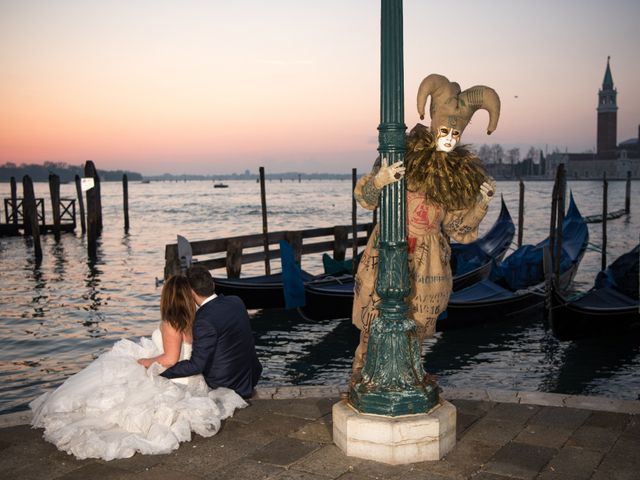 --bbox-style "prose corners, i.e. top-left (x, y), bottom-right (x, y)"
top-left (30, 275), bottom-right (247, 461)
